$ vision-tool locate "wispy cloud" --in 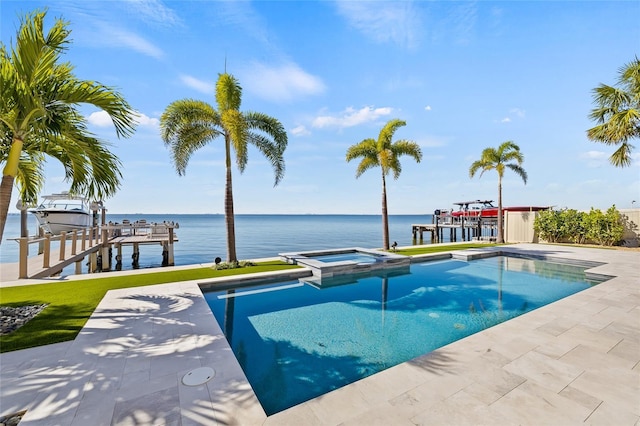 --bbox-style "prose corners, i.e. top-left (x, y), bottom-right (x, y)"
top-left (95, 23), bottom-right (164, 59)
top-left (291, 125), bottom-right (311, 137)
top-left (240, 62), bottom-right (325, 103)
top-left (334, 0), bottom-right (422, 49)
top-left (580, 150), bottom-right (608, 167)
top-left (312, 106), bottom-right (393, 129)
top-left (498, 107), bottom-right (526, 124)
top-left (179, 74), bottom-right (216, 94)
top-left (122, 0), bottom-right (182, 26)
